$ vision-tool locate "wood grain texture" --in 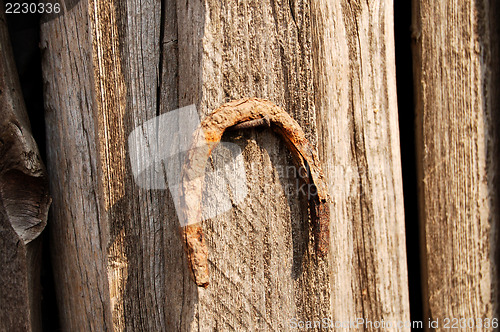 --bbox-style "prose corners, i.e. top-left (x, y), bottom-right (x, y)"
top-left (413, 0), bottom-right (500, 327)
top-left (41, 1), bottom-right (114, 329)
top-left (0, 1), bottom-right (50, 330)
top-left (311, 0), bottom-right (410, 327)
top-left (42, 0), bottom-right (409, 330)
top-left (173, 1), bottom-right (329, 329)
